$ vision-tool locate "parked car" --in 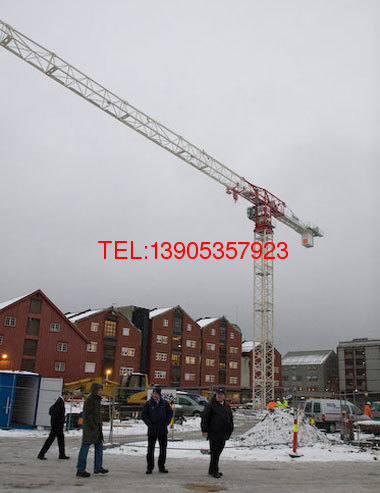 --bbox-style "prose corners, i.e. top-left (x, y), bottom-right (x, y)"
top-left (371, 401), bottom-right (380, 420)
top-left (304, 398), bottom-right (370, 433)
top-left (175, 391), bottom-right (205, 416)
top-left (184, 393), bottom-right (208, 407)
